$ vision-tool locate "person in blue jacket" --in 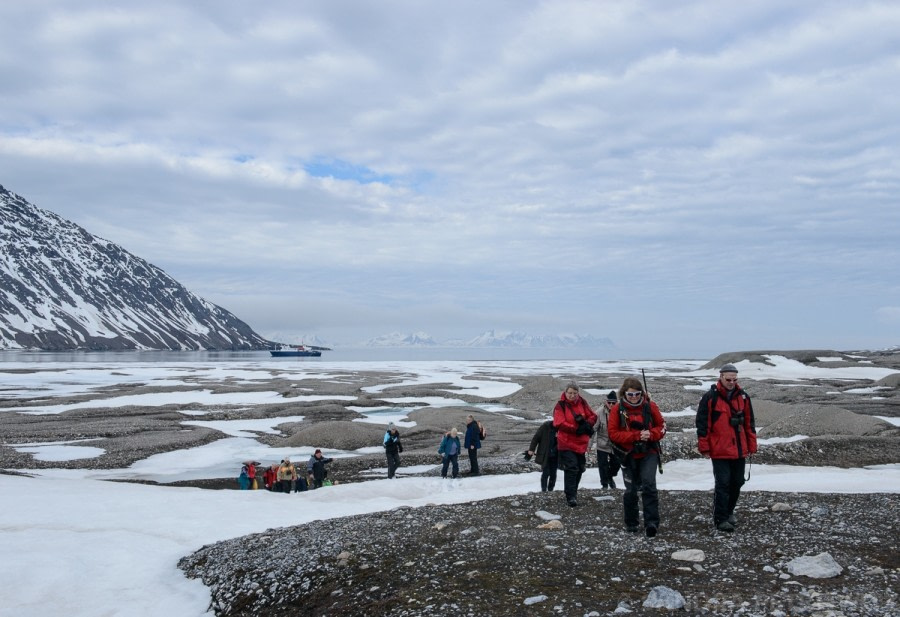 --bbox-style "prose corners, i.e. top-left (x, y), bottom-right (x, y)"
top-left (438, 427), bottom-right (461, 479)
top-left (383, 423), bottom-right (403, 479)
top-left (464, 414), bottom-right (482, 475)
